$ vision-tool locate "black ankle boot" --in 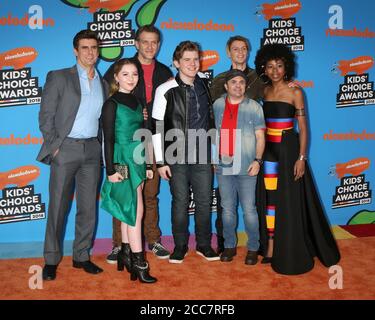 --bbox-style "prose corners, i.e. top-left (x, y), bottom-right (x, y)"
top-left (130, 252), bottom-right (157, 283)
top-left (117, 243), bottom-right (131, 272)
